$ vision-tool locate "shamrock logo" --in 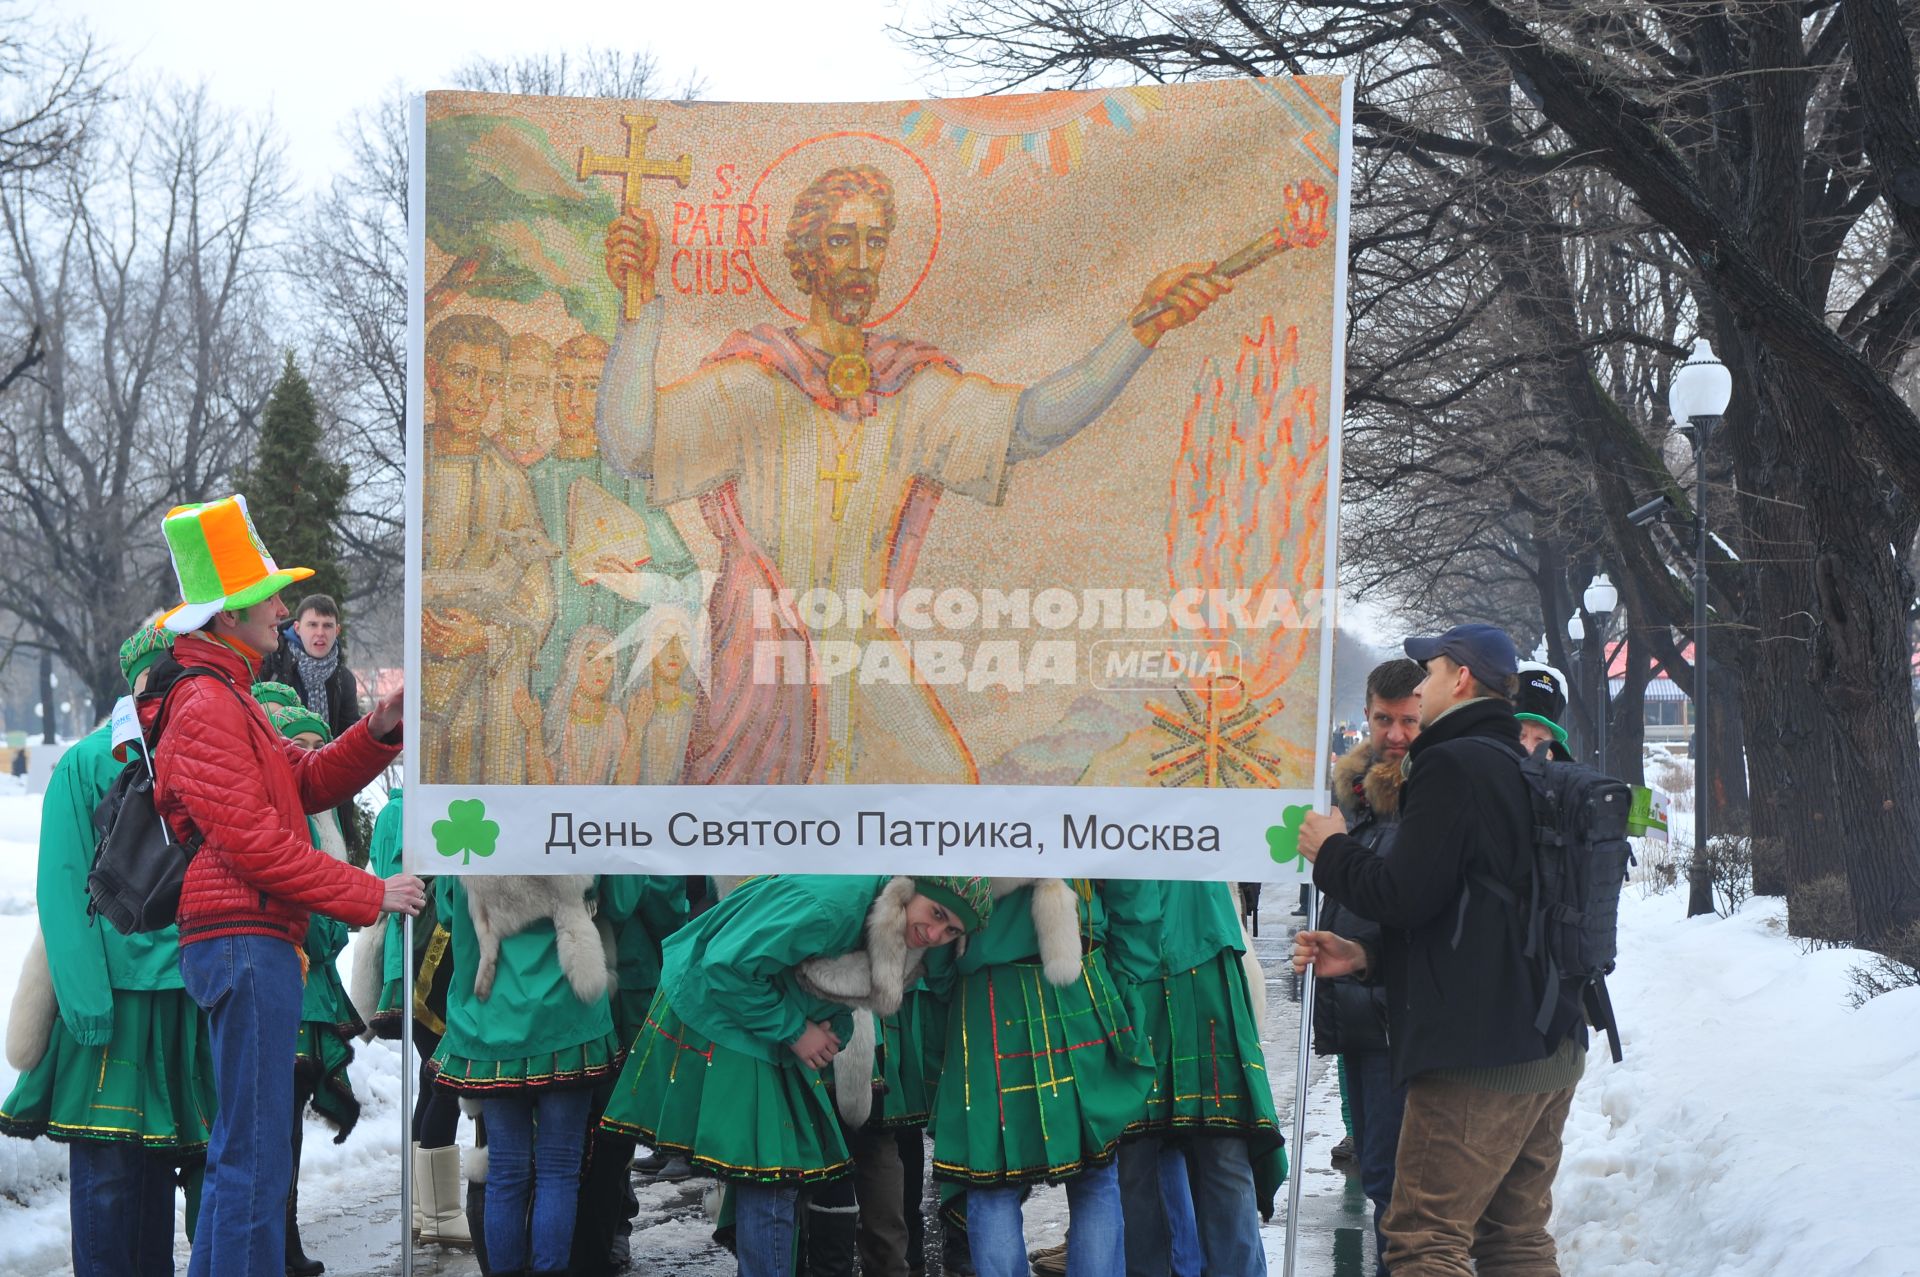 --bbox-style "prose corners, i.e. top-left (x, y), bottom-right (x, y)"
top-left (1266, 804), bottom-right (1311, 865)
top-left (433, 799), bottom-right (499, 866)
